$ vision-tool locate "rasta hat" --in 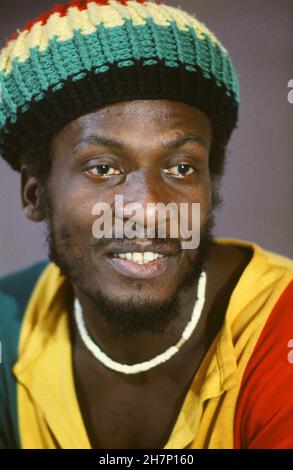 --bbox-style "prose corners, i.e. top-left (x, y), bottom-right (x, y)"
top-left (0, 0), bottom-right (240, 171)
